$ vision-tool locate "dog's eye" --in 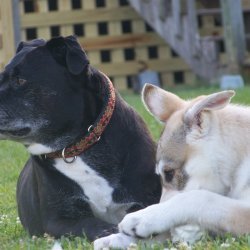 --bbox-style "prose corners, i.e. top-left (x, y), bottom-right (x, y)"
top-left (164, 169), bottom-right (175, 182)
top-left (17, 78), bottom-right (27, 86)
